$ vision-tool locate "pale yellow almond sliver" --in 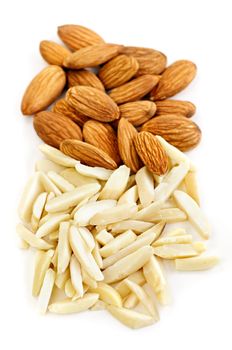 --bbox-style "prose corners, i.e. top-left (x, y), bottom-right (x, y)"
top-left (47, 171), bottom-right (75, 192)
top-left (75, 162), bottom-right (113, 180)
top-left (40, 172), bottom-right (62, 196)
top-left (55, 269), bottom-right (70, 289)
top-left (70, 254), bottom-right (84, 297)
top-left (109, 220), bottom-right (153, 234)
top-left (35, 159), bottom-right (66, 173)
top-left (118, 185), bottom-right (138, 205)
top-left (99, 165), bottom-right (130, 200)
top-left (32, 192), bottom-right (48, 221)
top-left (90, 203), bottom-right (138, 226)
top-left (123, 293), bottom-right (138, 309)
top-left (100, 230), bottom-right (136, 258)
top-left (143, 256), bottom-right (167, 300)
top-left (49, 293), bottom-right (99, 314)
top-left (81, 267), bottom-right (97, 289)
top-left (32, 249), bottom-right (54, 296)
top-left (175, 255), bottom-right (219, 271)
top-left (38, 268), bottom-right (56, 314)
top-left (74, 200), bottom-right (116, 226)
top-left (135, 166), bottom-right (155, 207)
top-left (16, 223), bottom-right (53, 250)
top-left (61, 168), bottom-right (99, 186)
top-left (149, 208), bottom-right (187, 223)
top-left (132, 200), bottom-right (164, 221)
top-left (92, 241), bottom-right (103, 269)
top-left (65, 279), bottom-right (76, 298)
top-left (90, 282), bottom-right (122, 307)
top-left (114, 270), bottom-right (145, 298)
top-left (57, 222), bottom-right (71, 274)
top-left (152, 234), bottom-right (192, 247)
top-left (36, 213), bottom-right (70, 238)
top-left (78, 227), bottom-right (95, 251)
top-left (95, 229), bottom-right (114, 245)
top-left (39, 144), bottom-right (78, 167)
top-left (153, 244), bottom-right (198, 259)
